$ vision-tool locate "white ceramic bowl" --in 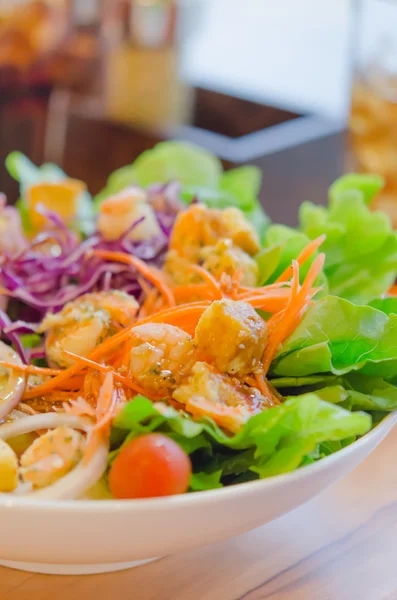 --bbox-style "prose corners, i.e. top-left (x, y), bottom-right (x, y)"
top-left (1, 413), bottom-right (396, 576)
